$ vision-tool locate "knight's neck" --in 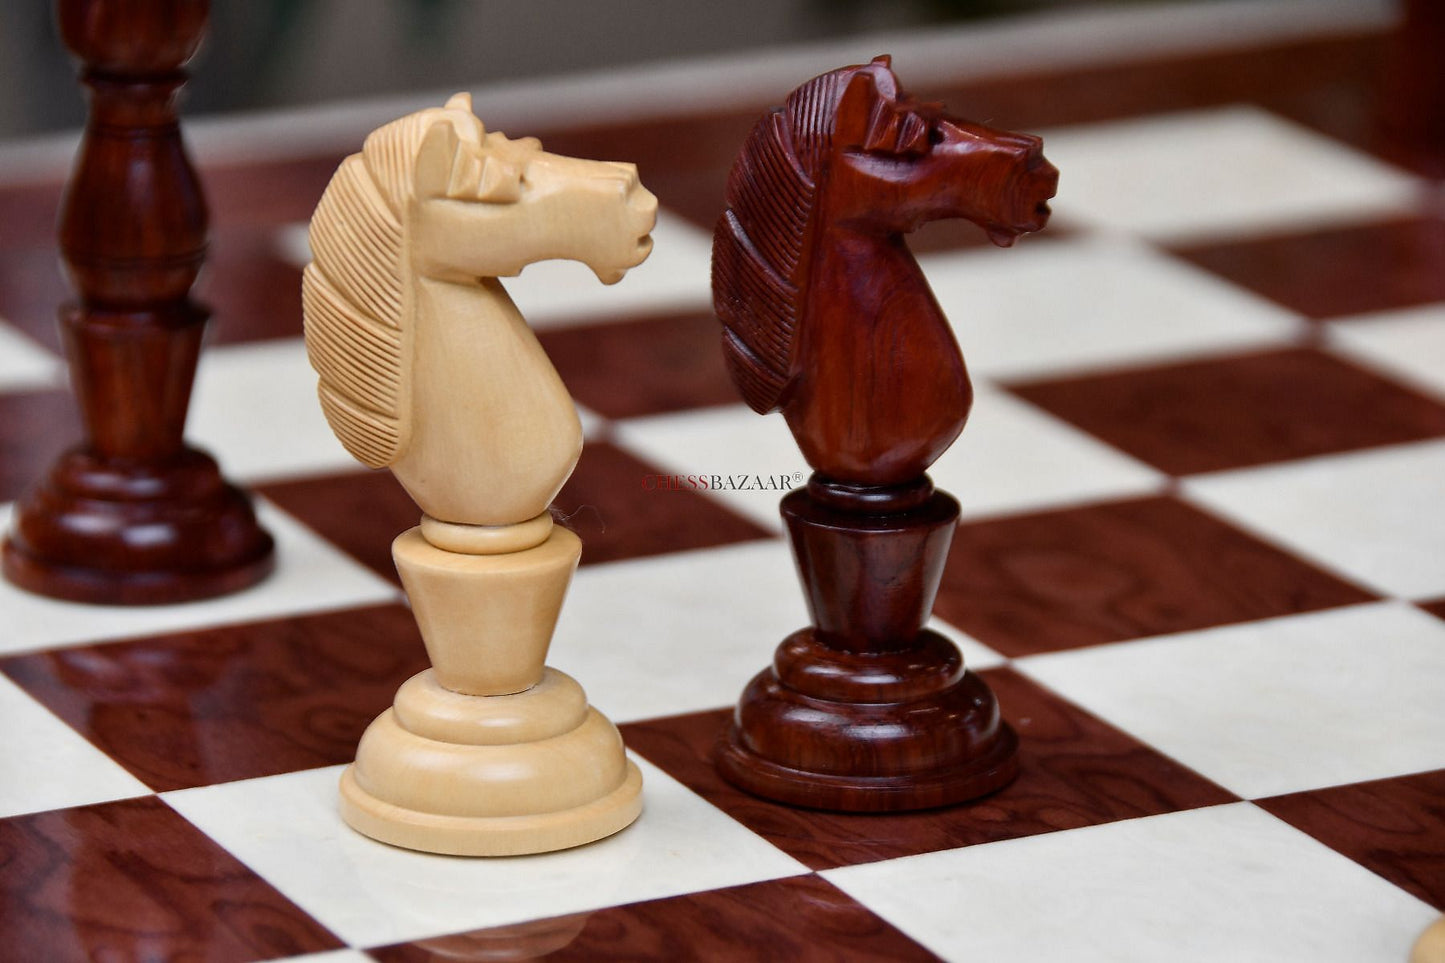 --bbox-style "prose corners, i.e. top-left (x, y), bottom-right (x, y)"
top-left (809, 228), bottom-right (925, 317)
top-left (785, 225), bottom-right (968, 486)
top-left (392, 273), bottom-right (582, 525)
